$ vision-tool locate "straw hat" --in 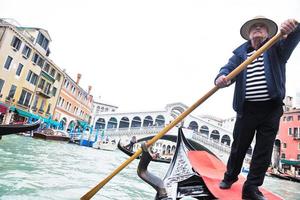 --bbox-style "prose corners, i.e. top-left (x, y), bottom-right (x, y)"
top-left (240, 16), bottom-right (278, 40)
